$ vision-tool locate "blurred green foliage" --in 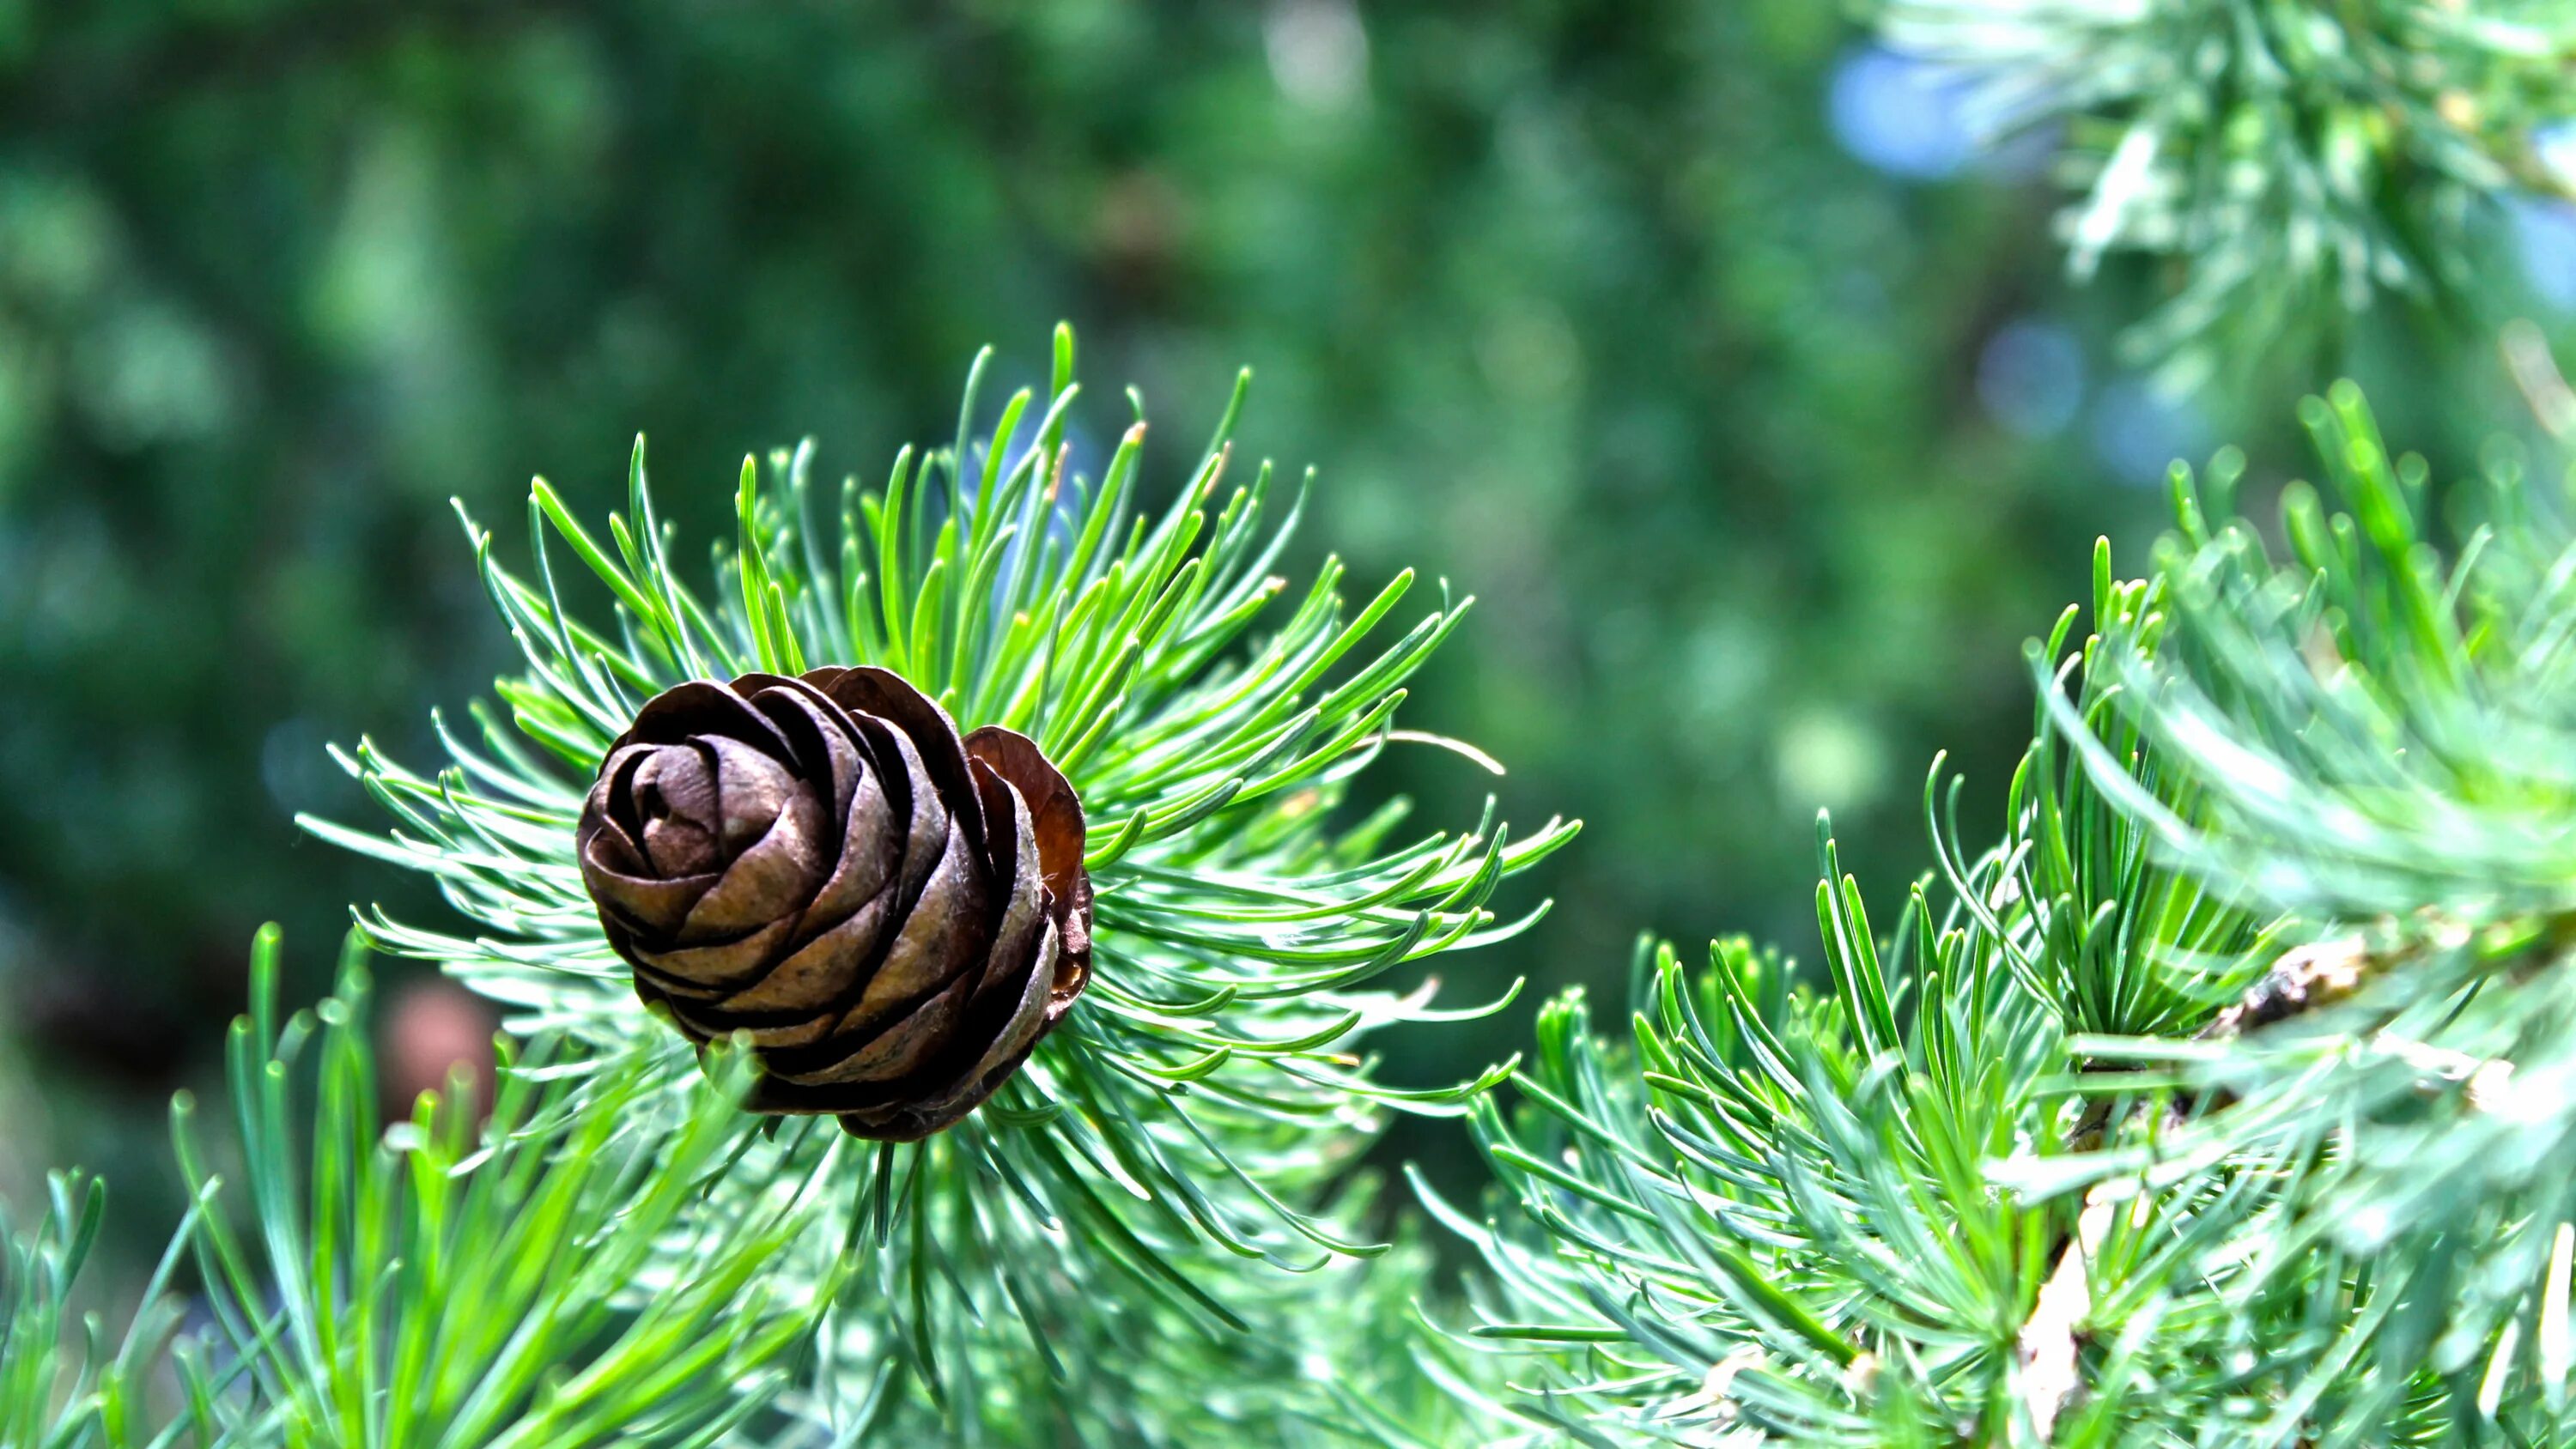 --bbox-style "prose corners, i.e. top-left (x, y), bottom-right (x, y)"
top-left (1878, 0), bottom-right (2576, 390)
top-left (2, 0), bottom-right (2567, 1250)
